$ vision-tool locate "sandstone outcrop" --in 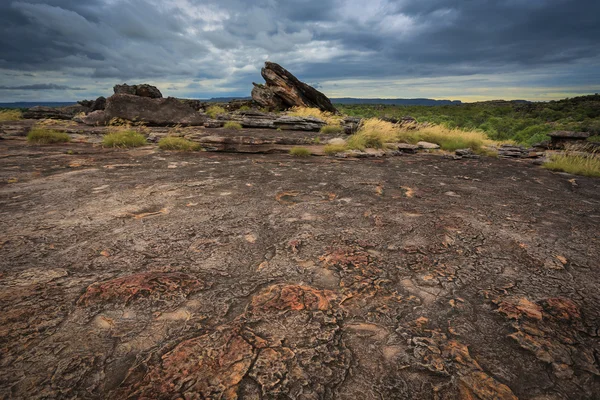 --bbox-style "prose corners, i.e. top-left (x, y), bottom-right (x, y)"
top-left (22, 105), bottom-right (89, 120)
top-left (252, 62), bottom-right (337, 113)
top-left (86, 94), bottom-right (206, 126)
